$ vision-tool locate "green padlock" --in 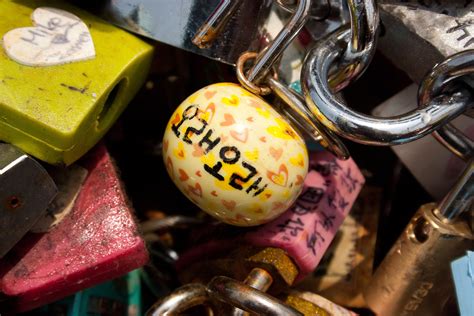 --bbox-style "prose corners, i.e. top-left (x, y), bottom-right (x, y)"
top-left (0, 0), bottom-right (153, 165)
